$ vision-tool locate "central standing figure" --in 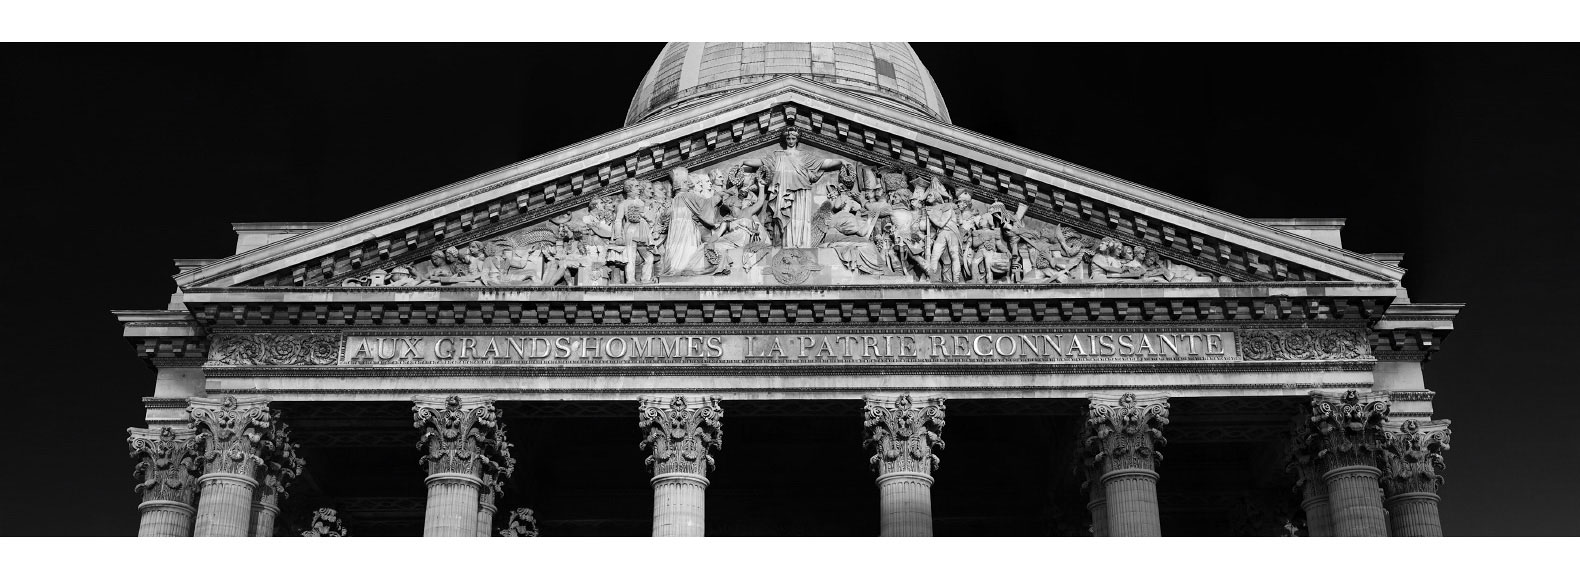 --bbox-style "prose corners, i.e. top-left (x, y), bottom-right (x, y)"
top-left (741, 127), bottom-right (847, 248)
